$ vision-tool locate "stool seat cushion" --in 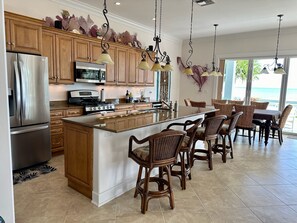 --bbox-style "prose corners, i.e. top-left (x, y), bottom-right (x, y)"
top-left (195, 127), bottom-right (206, 139)
top-left (132, 145), bottom-right (150, 161)
top-left (219, 124), bottom-right (229, 135)
top-left (181, 135), bottom-right (190, 147)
